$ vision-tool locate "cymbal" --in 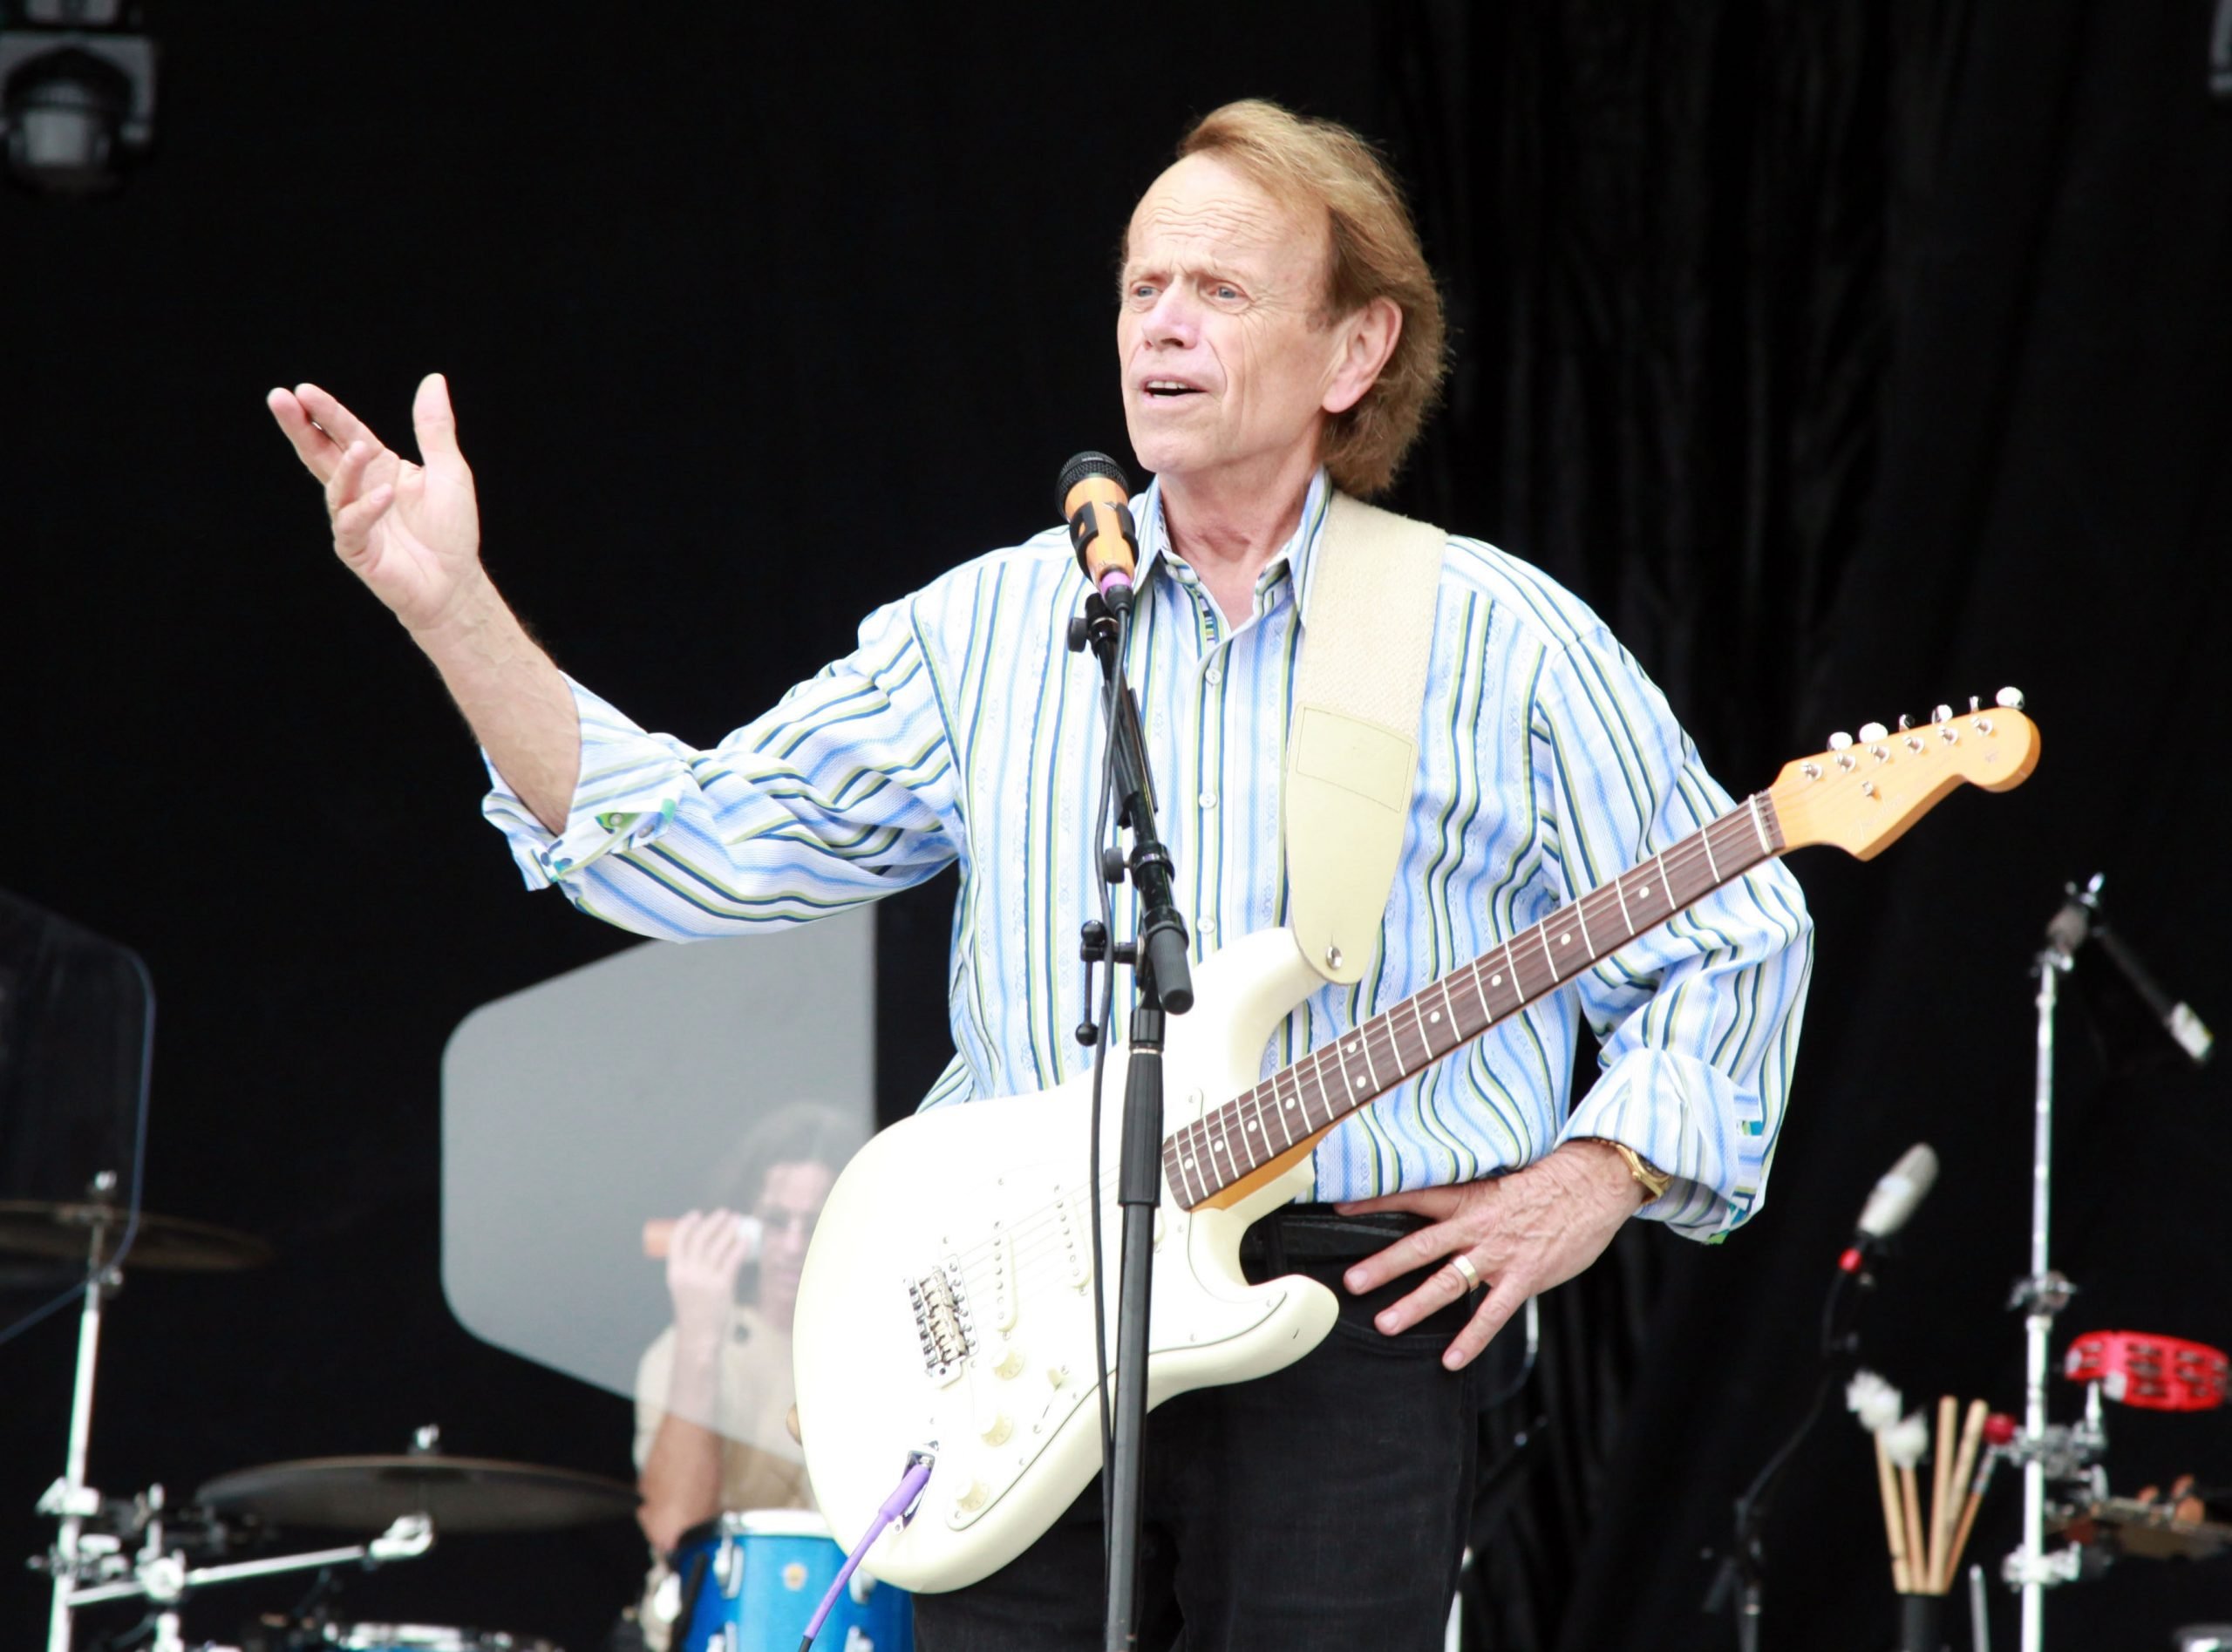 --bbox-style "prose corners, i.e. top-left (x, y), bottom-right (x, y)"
top-left (195, 1455), bottom-right (639, 1534)
top-left (0, 1201), bottom-right (271, 1271)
